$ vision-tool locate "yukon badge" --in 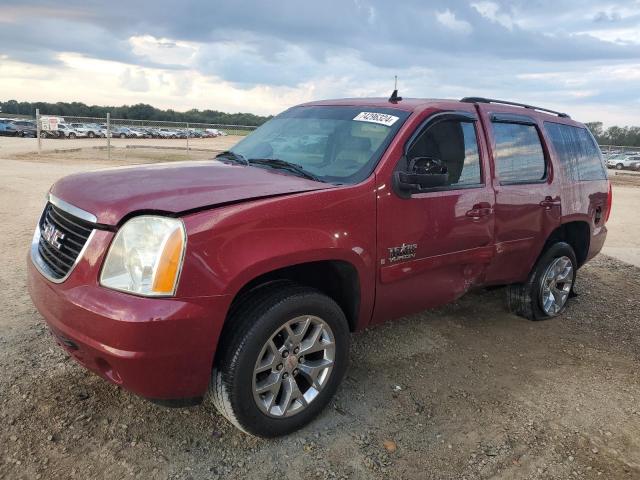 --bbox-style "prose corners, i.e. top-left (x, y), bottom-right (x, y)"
top-left (42, 220), bottom-right (65, 250)
top-left (388, 243), bottom-right (417, 262)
